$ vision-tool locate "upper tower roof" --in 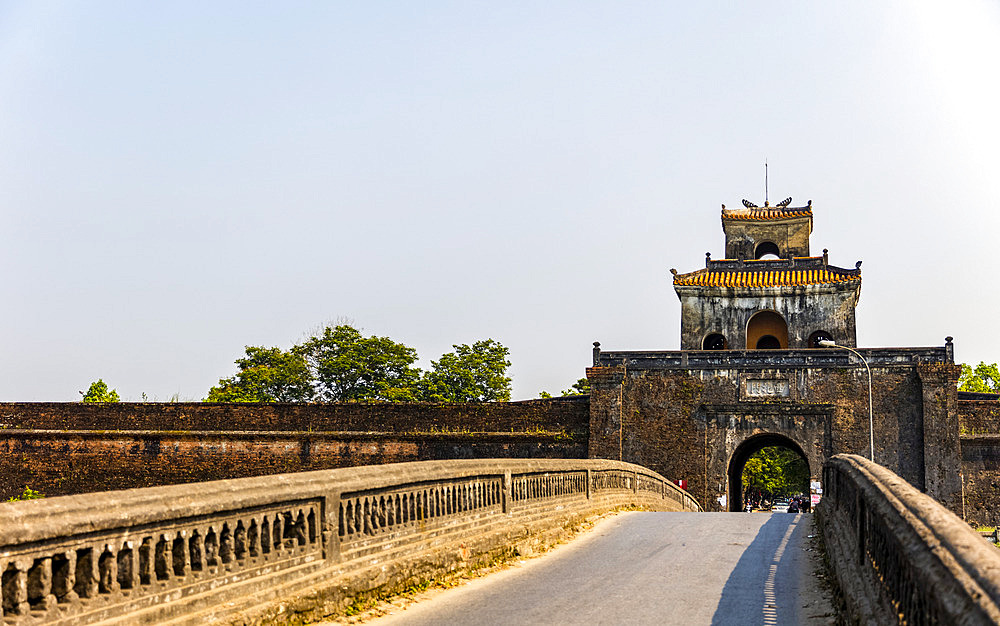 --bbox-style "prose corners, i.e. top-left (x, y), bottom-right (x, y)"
top-left (721, 197), bottom-right (813, 259)
top-left (720, 201), bottom-right (813, 222)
